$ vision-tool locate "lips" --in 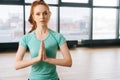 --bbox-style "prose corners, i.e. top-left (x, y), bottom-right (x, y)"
top-left (40, 21), bottom-right (45, 22)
